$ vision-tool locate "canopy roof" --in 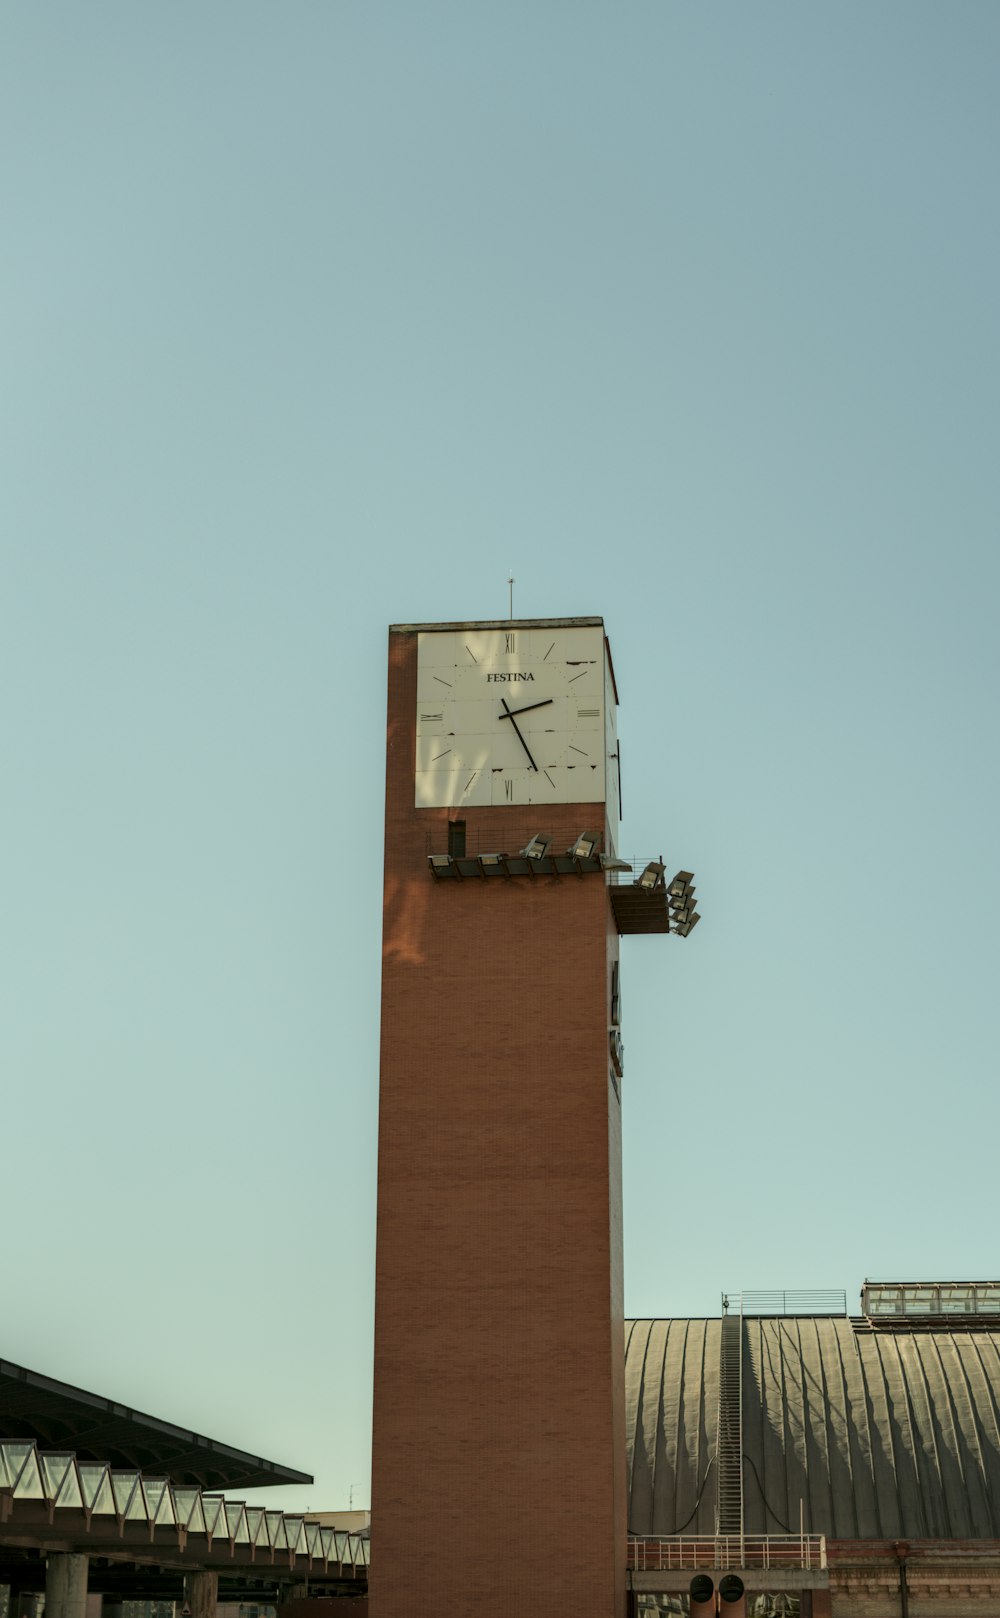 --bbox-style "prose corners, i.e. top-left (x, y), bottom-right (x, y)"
top-left (0, 1357), bottom-right (311, 1491)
